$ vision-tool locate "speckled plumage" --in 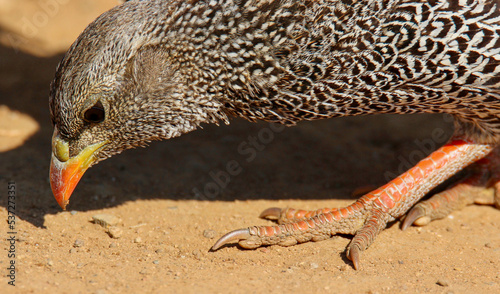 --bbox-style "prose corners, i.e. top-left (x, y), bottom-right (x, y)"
top-left (50, 0), bottom-right (500, 162)
top-left (49, 0), bottom-right (500, 269)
